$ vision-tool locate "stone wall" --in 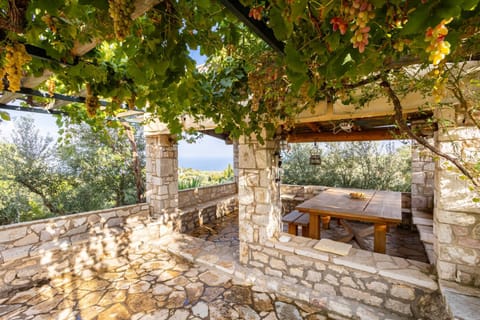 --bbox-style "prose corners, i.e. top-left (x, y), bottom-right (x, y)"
top-left (0, 204), bottom-right (154, 296)
top-left (434, 127), bottom-right (480, 287)
top-left (412, 141), bottom-right (435, 213)
top-left (176, 182), bottom-right (238, 233)
top-left (280, 184), bottom-right (328, 214)
top-left (243, 234), bottom-right (440, 319)
top-left (178, 182), bottom-right (237, 208)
